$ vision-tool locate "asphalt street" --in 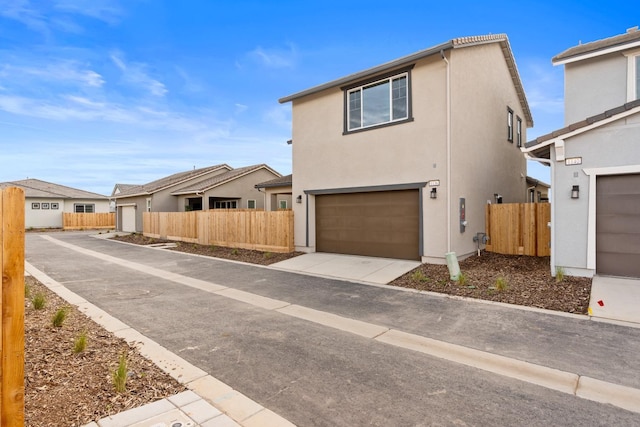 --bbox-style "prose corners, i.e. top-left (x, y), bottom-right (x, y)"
top-left (26, 232), bottom-right (640, 426)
